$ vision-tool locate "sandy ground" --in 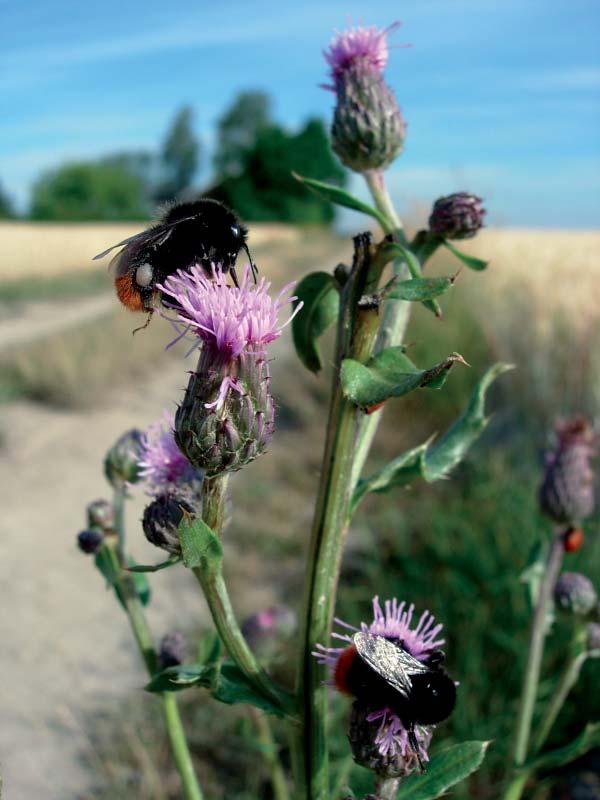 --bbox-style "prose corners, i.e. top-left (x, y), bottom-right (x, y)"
top-left (0, 323), bottom-right (289, 799)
